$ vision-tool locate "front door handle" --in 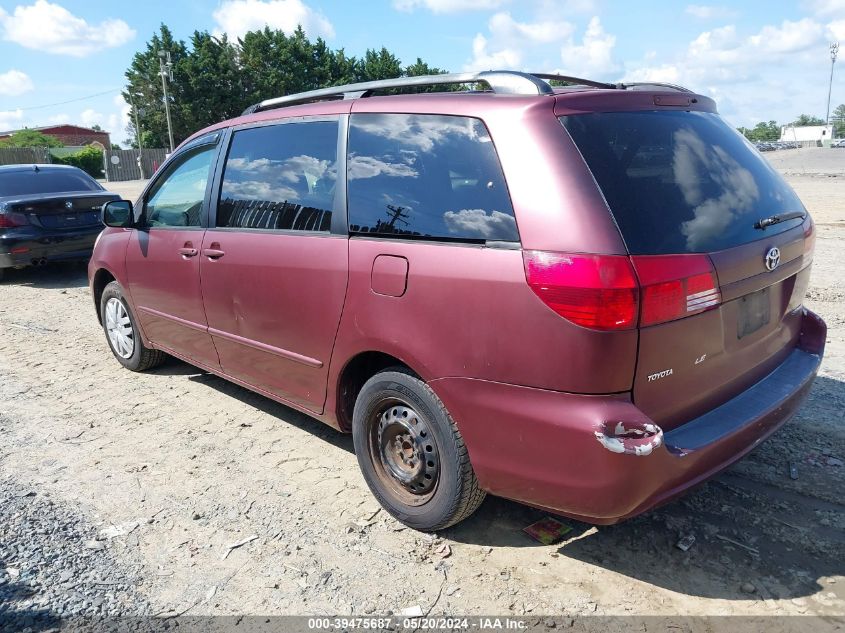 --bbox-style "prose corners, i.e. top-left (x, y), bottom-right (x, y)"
top-left (178, 247), bottom-right (198, 258)
top-left (202, 248), bottom-right (225, 259)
